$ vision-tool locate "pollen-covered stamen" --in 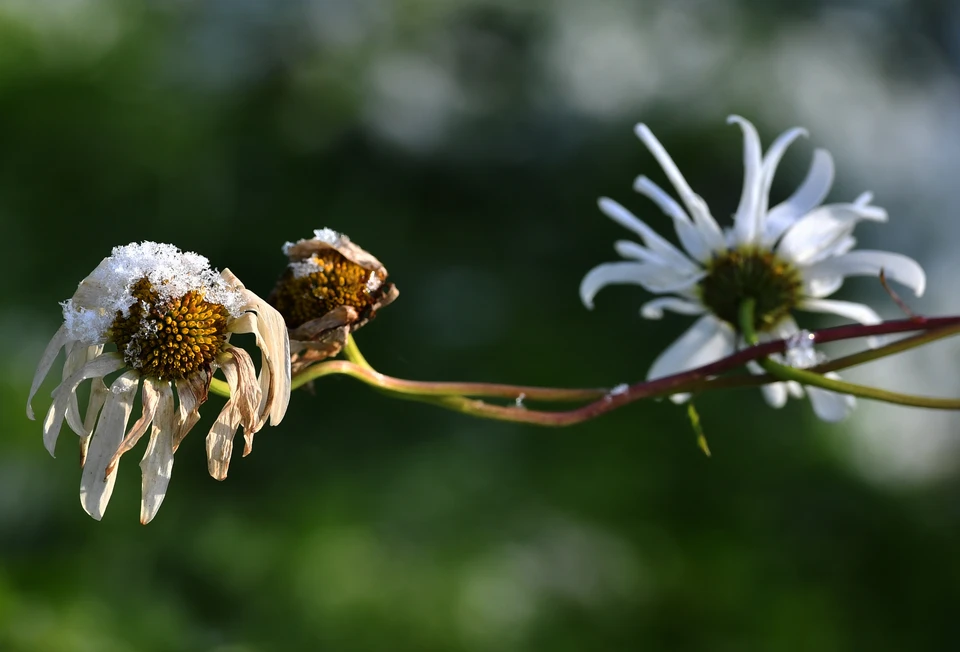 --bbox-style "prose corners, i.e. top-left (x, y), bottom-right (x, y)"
top-left (110, 278), bottom-right (230, 380)
top-left (699, 247), bottom-right (802, 332)
top-left (269, 250), bottom-right (387, 329)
